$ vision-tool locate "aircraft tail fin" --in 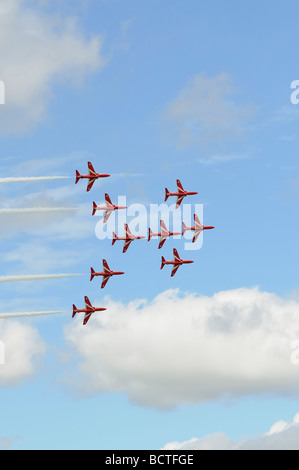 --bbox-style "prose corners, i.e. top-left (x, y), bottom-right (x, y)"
top-left (92, 202), bottom-right (97, 216)
top-left (75, 170), bottom-right (80, 184)
top-left (90, 268), bottom-right (95, 282)
top-left (165, 188), bottom-right (169, 202)
top-left (72, 305), bottom-right (77, 318)
top-left (148, 228), bottom-right (153, 241)
top-left (161, 256), bottom-right (166, 270)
